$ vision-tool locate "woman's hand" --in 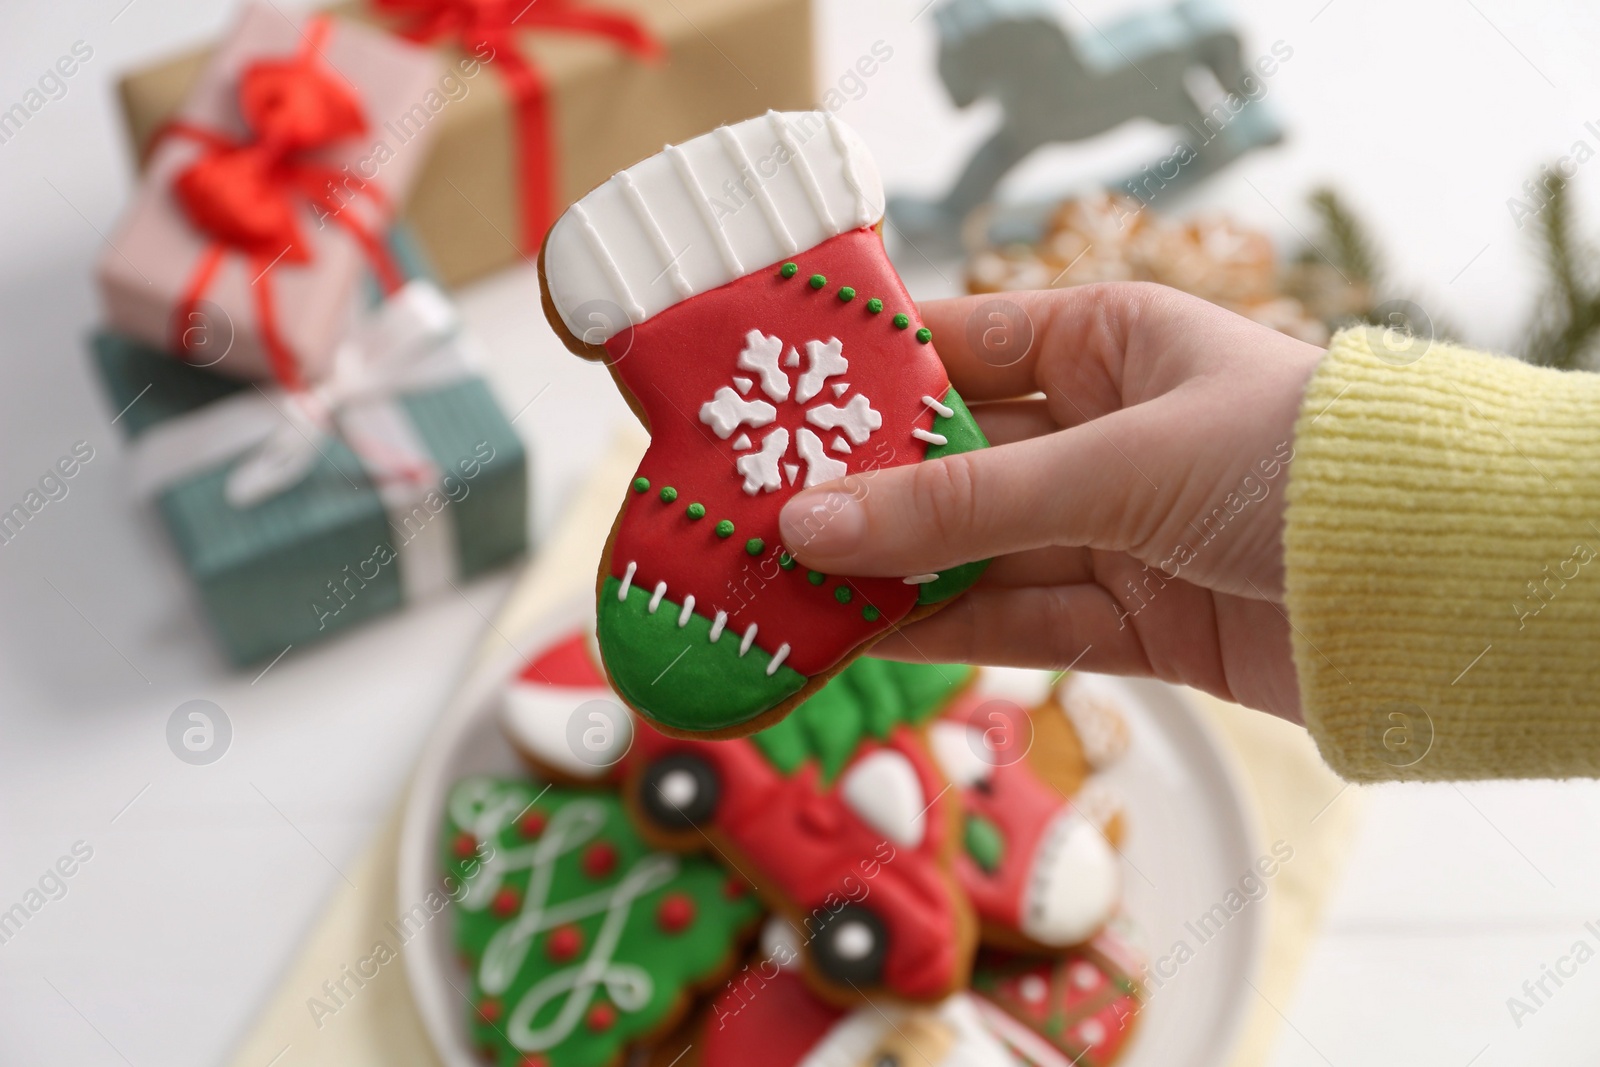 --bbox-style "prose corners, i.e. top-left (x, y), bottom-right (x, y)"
top-left (777, 283), bottom-right (1323, 721)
